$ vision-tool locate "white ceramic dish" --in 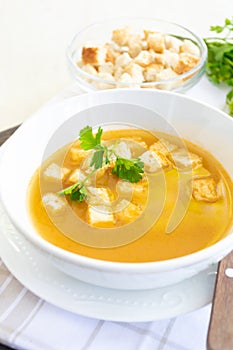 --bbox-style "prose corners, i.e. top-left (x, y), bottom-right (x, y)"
top-left (0, 199), bottom-right (216, 322)
top-left (0, 89), bottom-right (233, 290)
